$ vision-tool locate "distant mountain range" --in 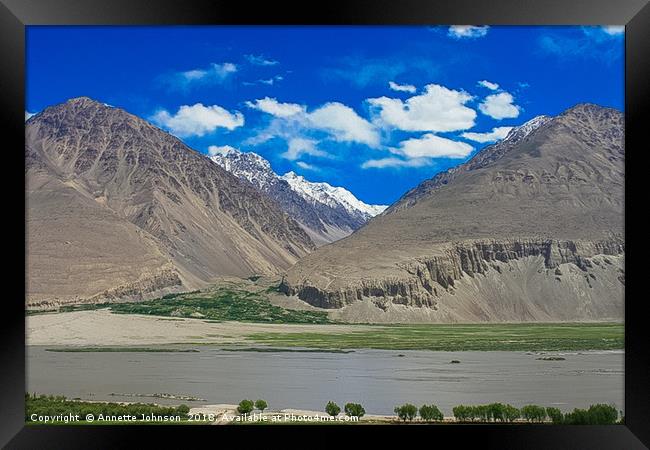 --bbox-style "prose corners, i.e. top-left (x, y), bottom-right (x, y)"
top-left (281, 103), bottom-right (625, 323)
top-left (25, 98), bottom-right (625, 324)
top-left (210, 147), bottom-right (386, 245)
